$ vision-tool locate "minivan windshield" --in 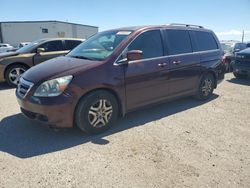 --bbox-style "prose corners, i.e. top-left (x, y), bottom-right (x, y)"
top-left (67, 30), bottom-right (132, 61)
top-left (17, 39), bottom-right (46, 53)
